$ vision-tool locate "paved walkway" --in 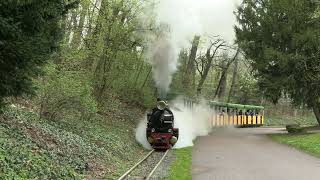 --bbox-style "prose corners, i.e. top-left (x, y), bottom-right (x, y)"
top-left (192, 128), bottom-right (320, 180)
